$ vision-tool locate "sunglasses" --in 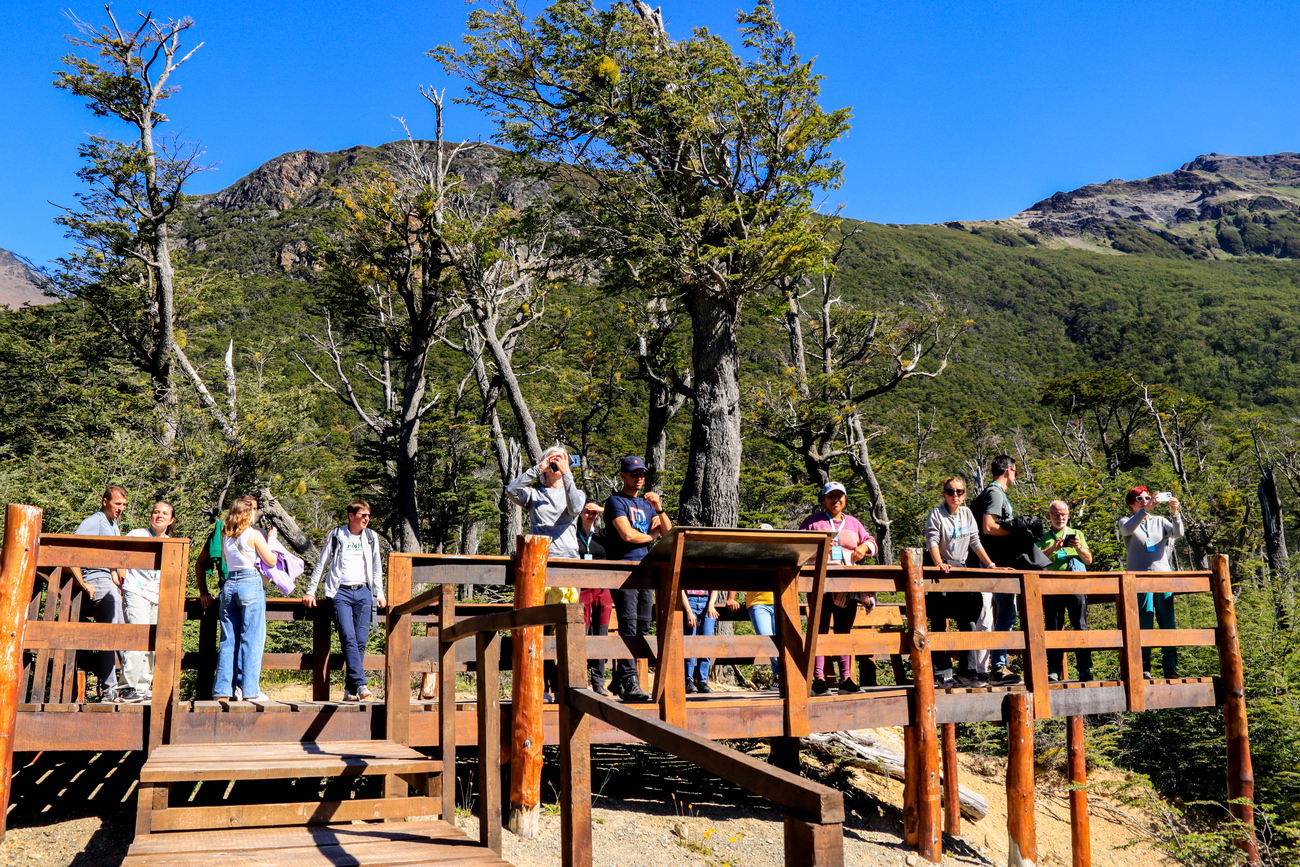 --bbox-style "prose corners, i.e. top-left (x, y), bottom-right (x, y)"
top-left (627, 470), bottom-right (647, 478)
top-left (944, 488), bottom-right (966, 496)
top-left (1135, 495), bottom-right (1151, 503)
